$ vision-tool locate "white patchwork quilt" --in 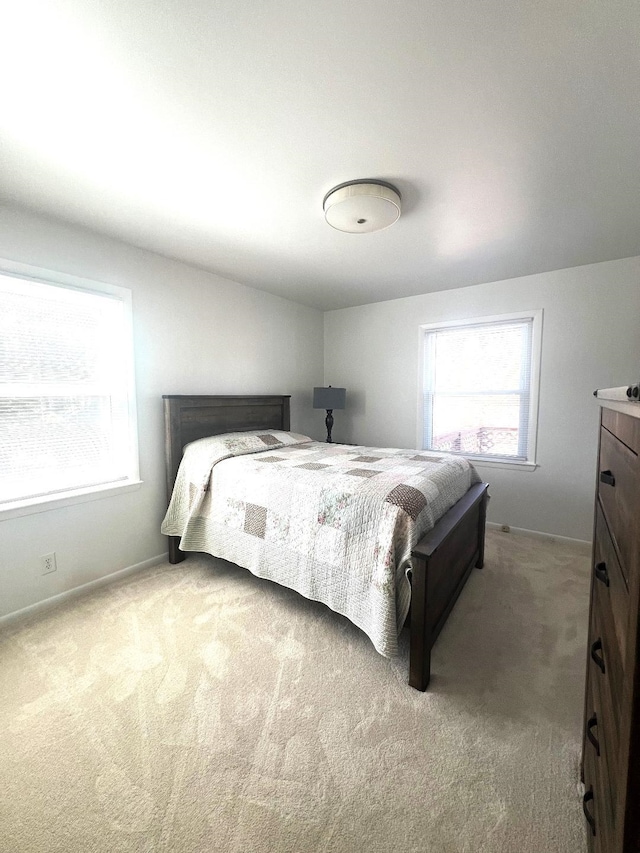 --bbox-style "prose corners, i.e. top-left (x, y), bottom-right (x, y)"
top-left (161, 430), bottom-right (481, 657)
